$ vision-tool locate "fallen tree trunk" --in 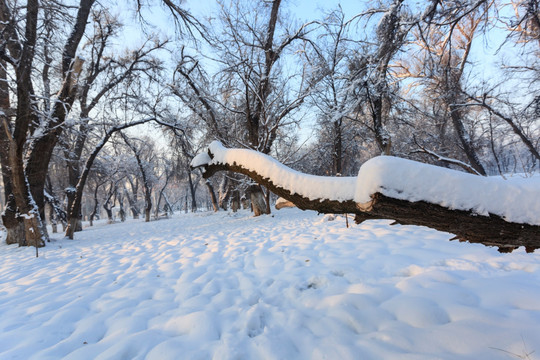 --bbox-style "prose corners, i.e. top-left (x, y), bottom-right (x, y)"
top-left (192, 143), bottom-right (540, 253)
top-left (353, 193), bottom-right (540, 253)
